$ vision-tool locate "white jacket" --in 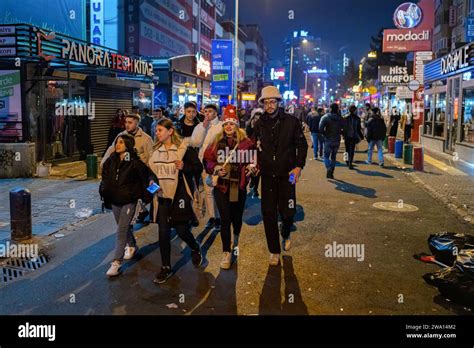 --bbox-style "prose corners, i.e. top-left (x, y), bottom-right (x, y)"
top-left (190, 117), bottom-right (223, 161)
